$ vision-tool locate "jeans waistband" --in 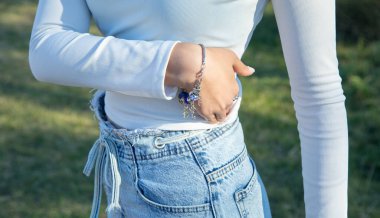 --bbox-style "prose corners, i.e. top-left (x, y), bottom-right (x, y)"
top-left (83, 90), bottom-right (238, 218)
top-left (82, 89), bottom-right (238, 218)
